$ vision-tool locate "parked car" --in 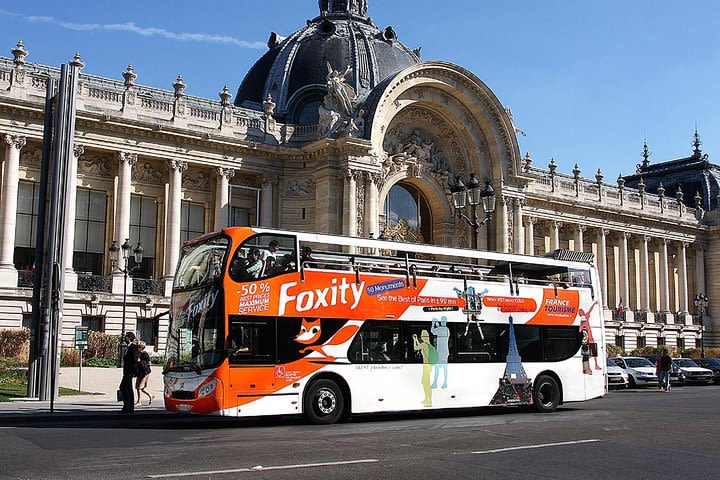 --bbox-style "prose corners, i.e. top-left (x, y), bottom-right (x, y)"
top-left (606, 358), bottom-right (629, 389)
top-left (613, 357), bottom-right (659, 388)
top-left (672, 358), bottom-right (714, 385)
top-left (694, 358), bottom-right (720, 384)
